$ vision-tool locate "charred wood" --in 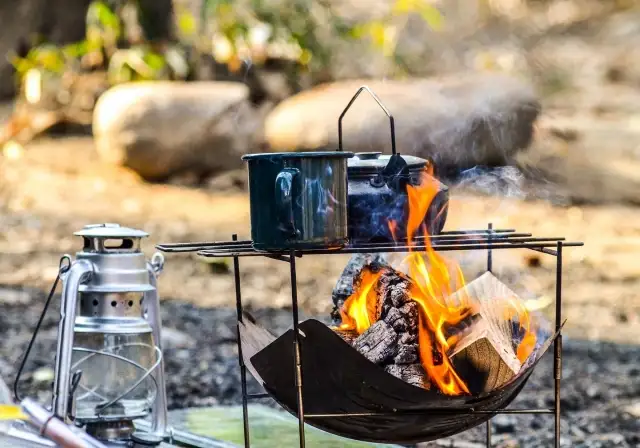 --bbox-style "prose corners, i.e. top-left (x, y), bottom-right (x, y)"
top-left (353, 320), bottom-right (399, 364)
top-left (333, 328), bottom-right (358, 345)
top-left (385, 364), bottom-right (430, 389)
top-left (394, 343), bottom-right (419, 364)
top-left (331, 253), bottom-right (388, 323)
